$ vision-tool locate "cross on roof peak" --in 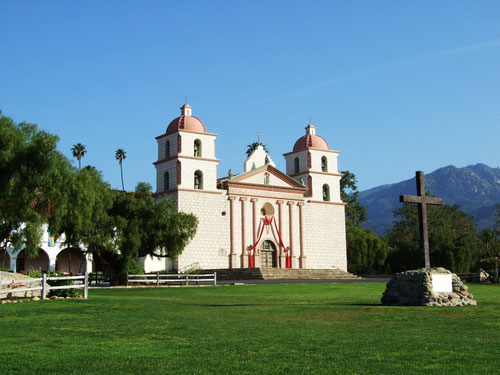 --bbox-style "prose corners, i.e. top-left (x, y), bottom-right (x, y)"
top-left (257, 130), bottom-right (262, 144)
